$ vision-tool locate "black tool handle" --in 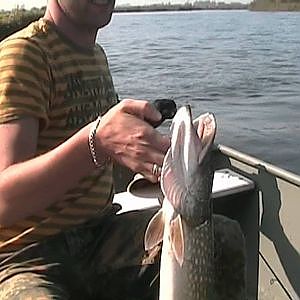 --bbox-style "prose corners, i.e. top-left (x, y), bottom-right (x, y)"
top-left (150, 99), bottom-right (177, 128)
